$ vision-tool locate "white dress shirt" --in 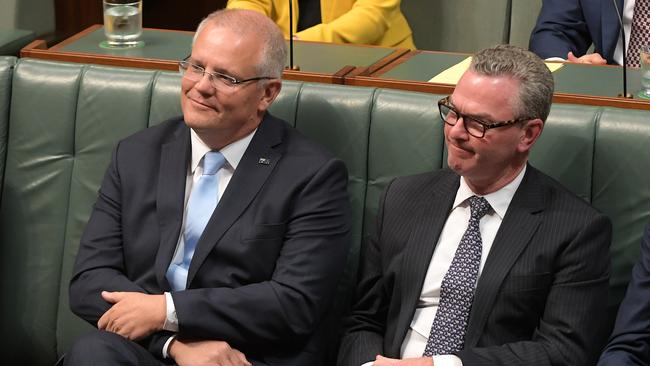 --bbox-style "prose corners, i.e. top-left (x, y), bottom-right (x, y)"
top-left (361, 166), bottom-right (526, 366)
top-left (162, 128), bottom-right (256, 357)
